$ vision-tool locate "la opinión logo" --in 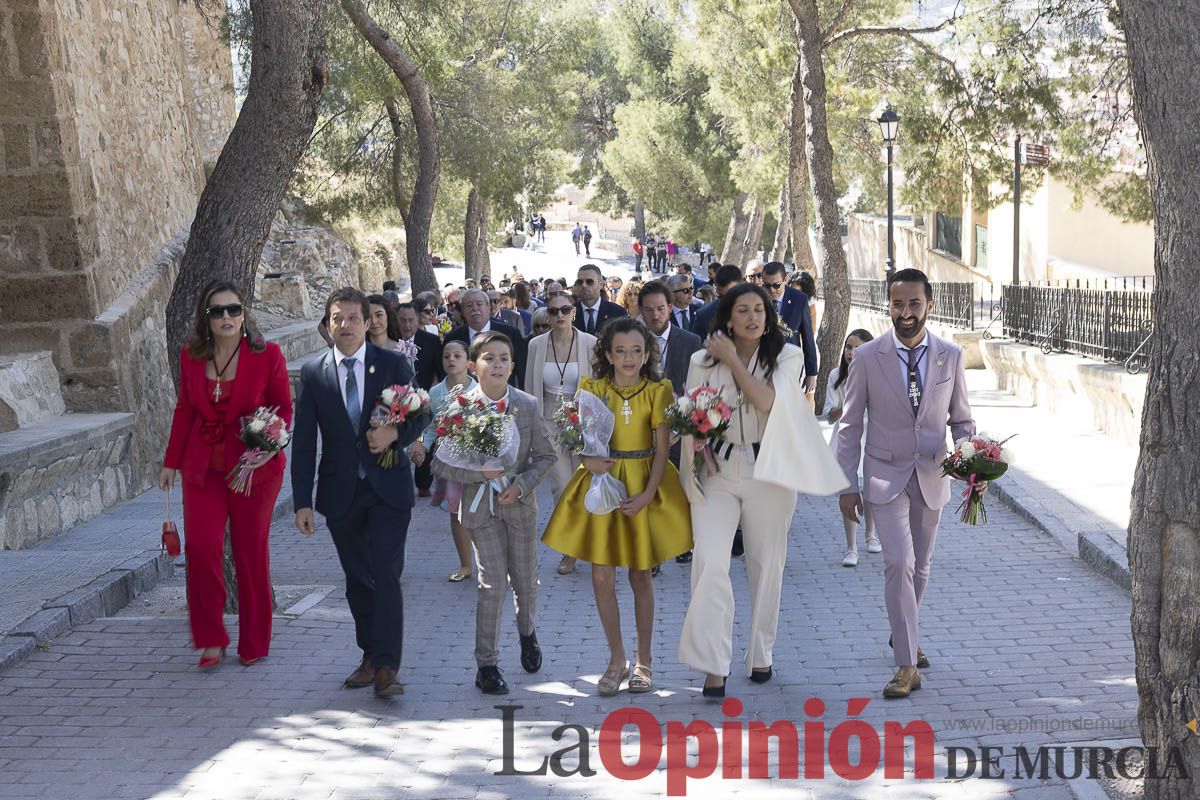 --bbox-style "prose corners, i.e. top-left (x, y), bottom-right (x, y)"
top-left (495, 700), bottom-right (1191, 796)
